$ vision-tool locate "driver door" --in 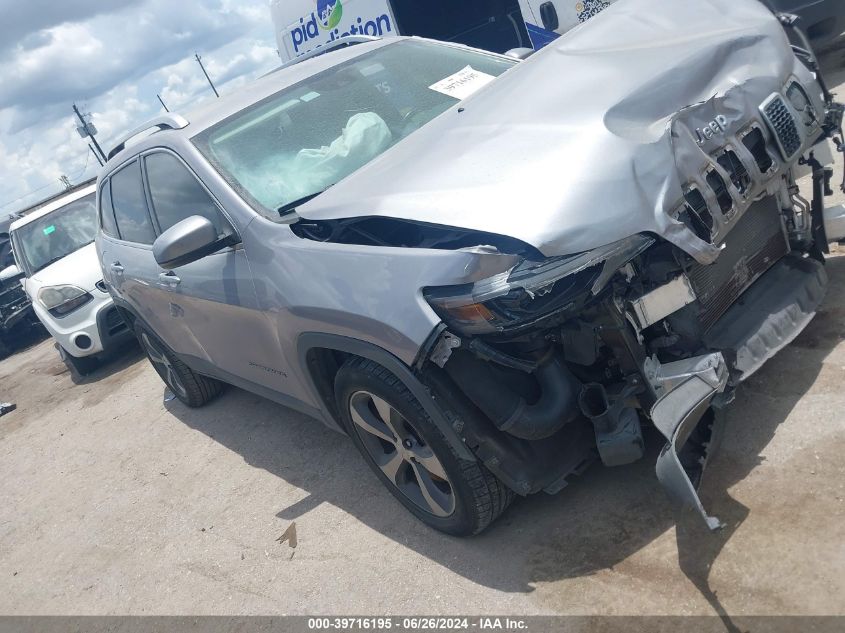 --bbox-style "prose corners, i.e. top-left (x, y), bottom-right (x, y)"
top-left (141, 150), bottom-right (292, 391)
